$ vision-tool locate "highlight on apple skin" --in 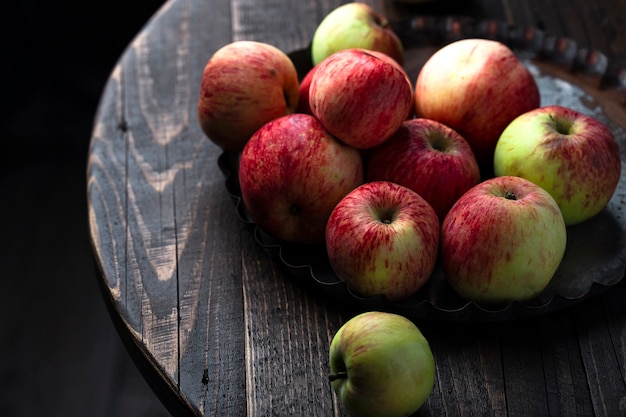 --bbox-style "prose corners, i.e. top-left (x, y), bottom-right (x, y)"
top-left (493, 105), bottom-right (622, 225)
top-left (197, 40), bottom-right (300, 151)
top-left (440, 175), bottom-right (567, 304)
top-left (238, 113), bottom-right (363, 244)
top-left (325, 181), bottom-right (440, 301)
top-left (329, 311), bottom-right (436, 417)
